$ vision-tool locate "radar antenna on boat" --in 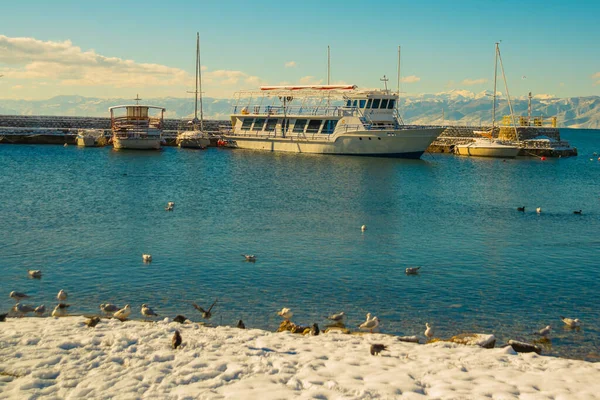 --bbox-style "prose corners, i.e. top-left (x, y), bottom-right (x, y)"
top-left (134, 94), bottom-right (142, 105)
top-left (380, 75), bottom-right (389, 91)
